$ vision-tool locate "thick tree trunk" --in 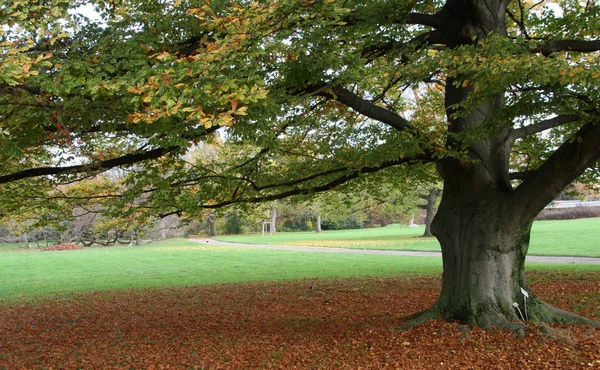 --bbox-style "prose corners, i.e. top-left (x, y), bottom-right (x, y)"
top-left (408, 161), bottom-right (600, 331)
top-left (431, 176), bottom-right (529, 328)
